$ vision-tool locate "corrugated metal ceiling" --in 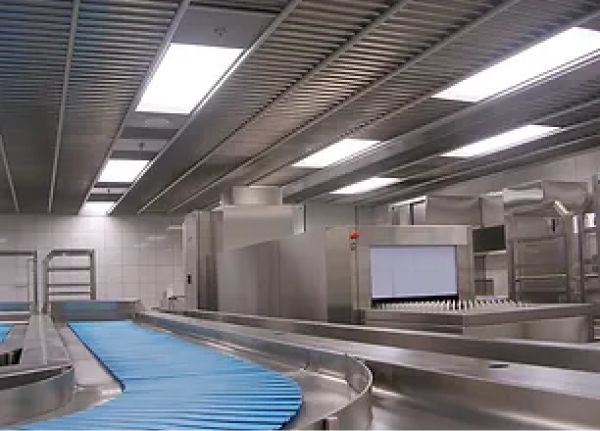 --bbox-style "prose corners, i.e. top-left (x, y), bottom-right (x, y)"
top-left (1, 0), bottom-right (600, 214)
